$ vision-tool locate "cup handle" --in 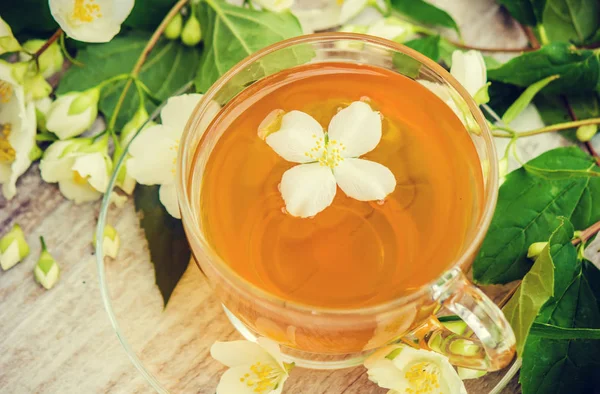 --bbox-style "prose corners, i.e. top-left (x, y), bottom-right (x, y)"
top-left (403, 268), bottom-right (516, 371)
